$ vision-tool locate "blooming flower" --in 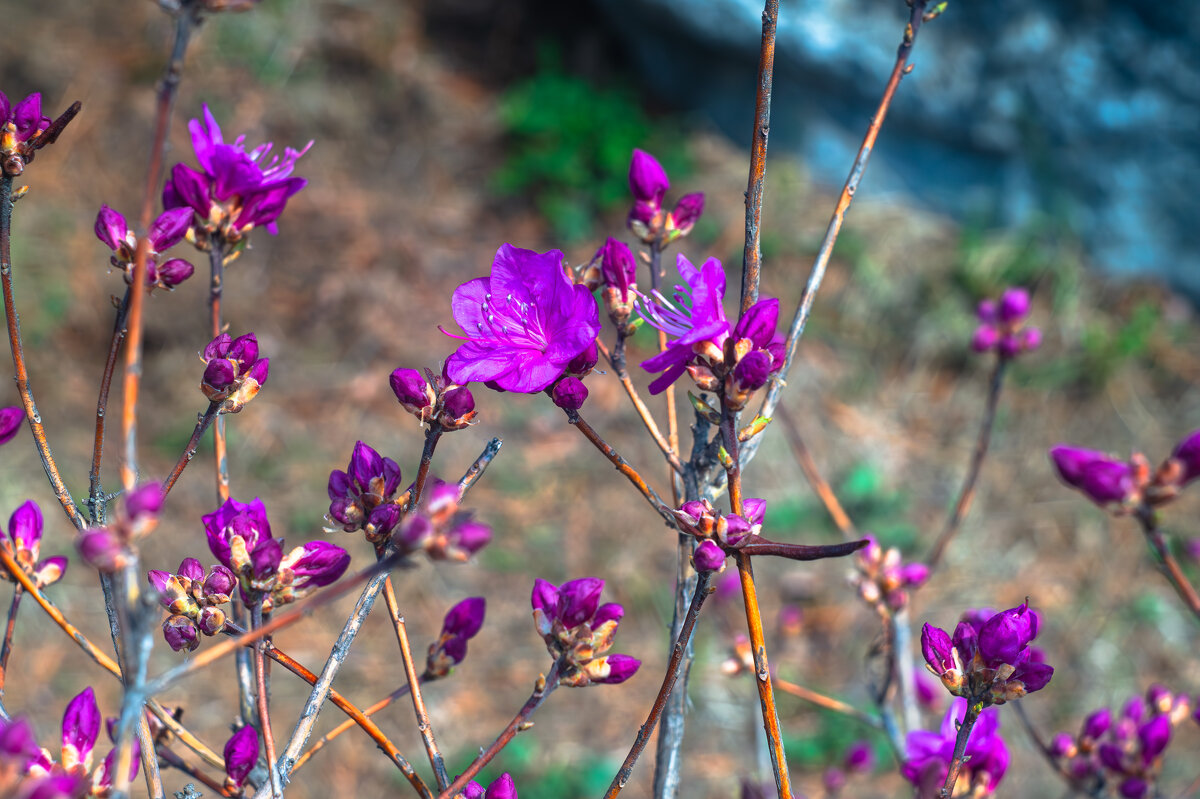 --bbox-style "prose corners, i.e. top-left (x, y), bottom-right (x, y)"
top-left (444, 244), bottom-right (600, 393)
top-left (200, 332), bottom-right (270, 414)
top-left (464, 773), bottom-right (517, 799)
top-left (971, 287), bottom-right (1040, 358)
top-left (0, 405), bottom-right (22, 446)
top-left (223, 726), bottom-right (259, 791)
top-left (2, 500), bottom-right (67, 589)
top-left (639, 254), bottom-right (781, 399)
top-left (901, 698), bottom-right (1008, 796)
top-left (163, 104), bottom-right (311, 244)
top-left (93, 205), bottom-right (194, 291)
top-left (426, 596), bottom-right (487, 678)
top-left (921, 604), bottom-right (1053, 705)
top-left (327, 441), bottom-right (403, 543)
top-left (531, 577), bottom-right (640, 687)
